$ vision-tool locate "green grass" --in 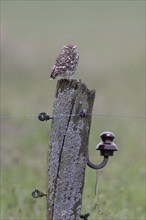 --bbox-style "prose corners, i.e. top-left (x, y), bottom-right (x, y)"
top-left (1, 1), bottom-right (145, 219)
